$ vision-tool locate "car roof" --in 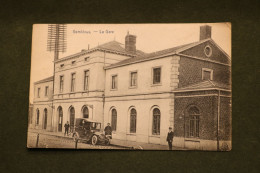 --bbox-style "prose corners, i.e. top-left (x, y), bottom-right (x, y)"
top-left (75, 118), bottom-right (100, 123)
